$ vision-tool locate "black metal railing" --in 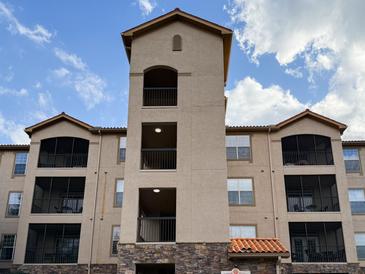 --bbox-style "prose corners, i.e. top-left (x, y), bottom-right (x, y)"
top-left (141, 149), bottom-right (176, 169)
top-left (38, 153), bottom-right (88, 168)
top-left (31, 197), bottom-right (84, 213)
top-left (287, 196), bottom-right (340, 212)
top-left (292, 246), bottom-right (346, 262)
top-left (351, 201), bottom-right (365, 214)
top-left (137, 217), bottom-right (176, 242)
top-left (283, 151), bottom-right (333, 166)
top-left (143, 87), bottom-right (177, 106)
top-left (25, 249), bottom-right (78, 264)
